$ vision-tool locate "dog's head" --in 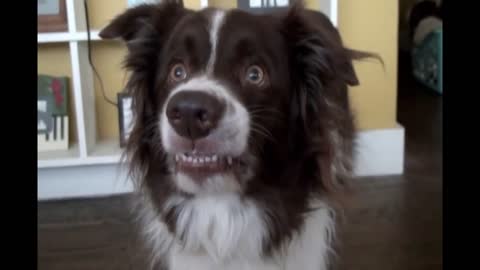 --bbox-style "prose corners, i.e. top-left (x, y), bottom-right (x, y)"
top-left (100, 1), bottom-right (372, 200)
